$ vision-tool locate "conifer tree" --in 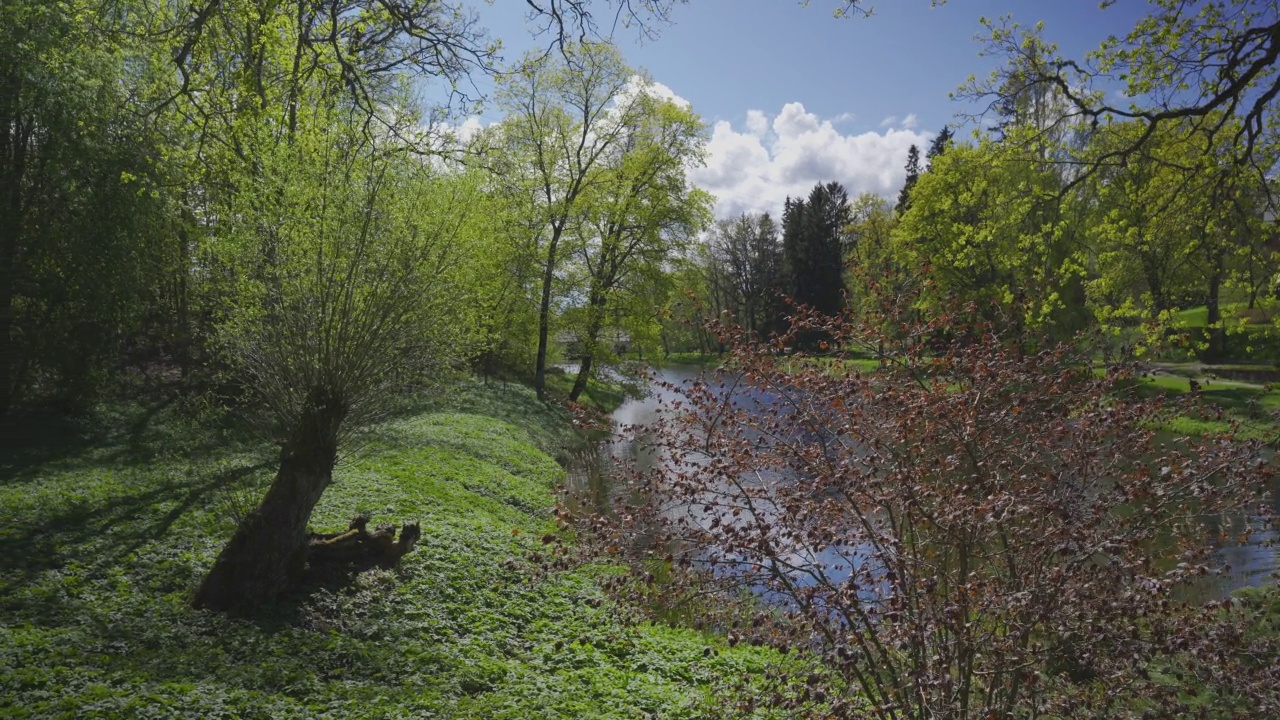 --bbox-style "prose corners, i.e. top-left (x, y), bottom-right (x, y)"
top-left (895, 144), bottom-right (921, 216)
